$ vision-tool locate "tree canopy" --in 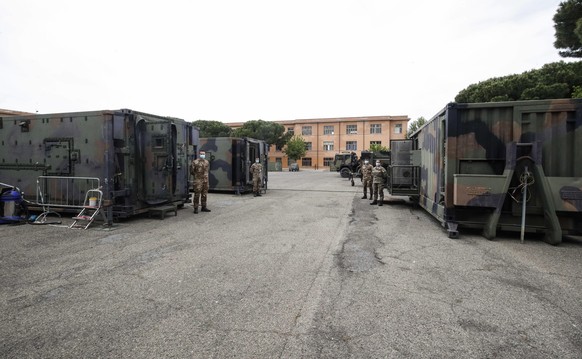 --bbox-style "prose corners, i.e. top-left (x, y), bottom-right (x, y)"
top-left (554, 0), bottom-right (582, 57)
top-left (283, 135), bottom-right (307, 161)
top-left (232, 120), bottom-right (292, 147)
top-left (407, 117), bottom-right (426, 138)
top-left (369, 143), bottom-right (389, 152)
top-left (192, 120), bottom-right (233, 138)
top-left (455, 61), bottom-right (582, 103)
